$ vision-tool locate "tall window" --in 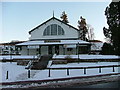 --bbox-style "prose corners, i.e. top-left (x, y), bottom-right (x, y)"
top-left (43, 24), bottom-right (64, 36)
